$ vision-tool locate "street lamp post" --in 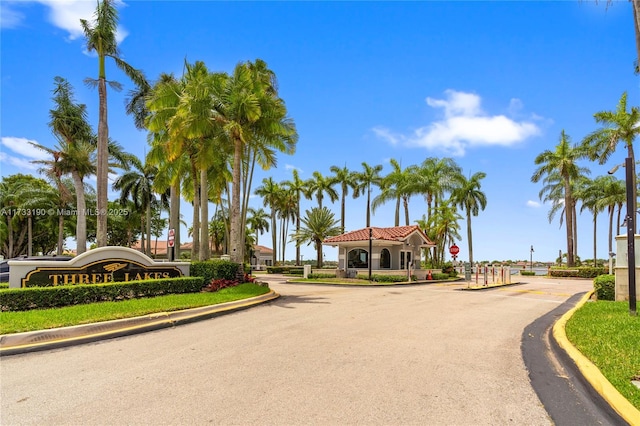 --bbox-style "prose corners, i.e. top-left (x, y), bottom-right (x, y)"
top-left (624, 157), bottom-right (637, 316)
top-left (368, 227), bottom-right (373, 281)
top-left (530, 245), bottom-right (534, 271)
